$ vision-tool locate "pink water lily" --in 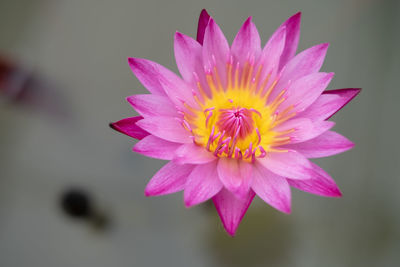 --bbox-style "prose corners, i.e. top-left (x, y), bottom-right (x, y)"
top-left (111, 10), bottom-right (360, 236)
